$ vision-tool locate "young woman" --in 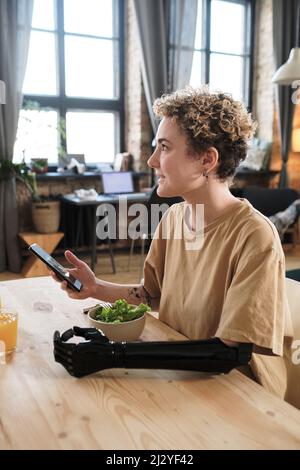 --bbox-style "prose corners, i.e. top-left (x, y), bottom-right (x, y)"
top-left (53, 87), bottom-right (293, 398)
